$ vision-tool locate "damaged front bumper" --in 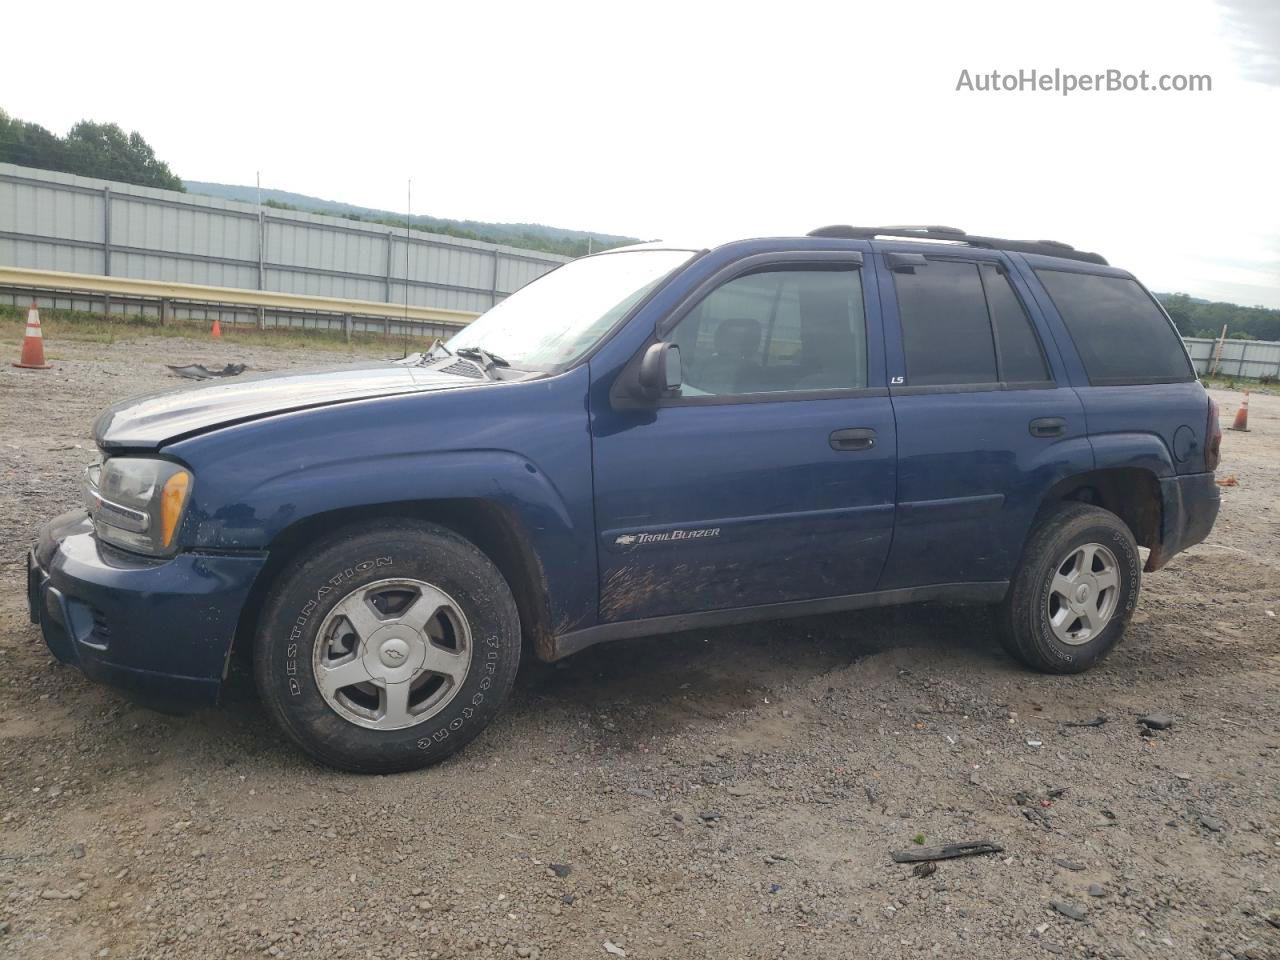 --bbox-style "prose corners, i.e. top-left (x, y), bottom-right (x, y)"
top-left (27, 510), bottom-right (265, 710)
